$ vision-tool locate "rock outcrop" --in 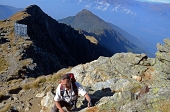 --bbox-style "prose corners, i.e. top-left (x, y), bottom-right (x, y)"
top-left (40, 39), bottom-right (170, 112)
